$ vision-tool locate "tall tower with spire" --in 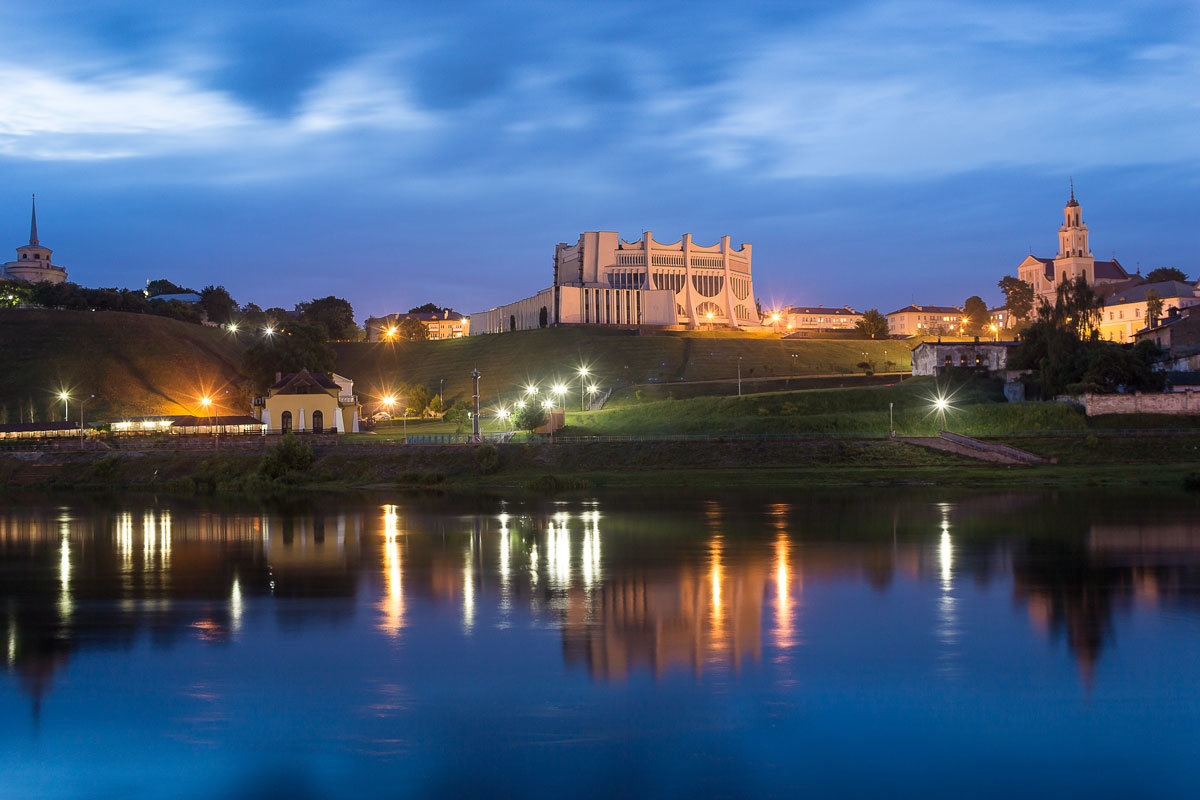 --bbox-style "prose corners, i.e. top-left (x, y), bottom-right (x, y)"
top-left (1053, 181), bottom-right (1094, 286)
top-left (2, 195), bottom-right (68, 284)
